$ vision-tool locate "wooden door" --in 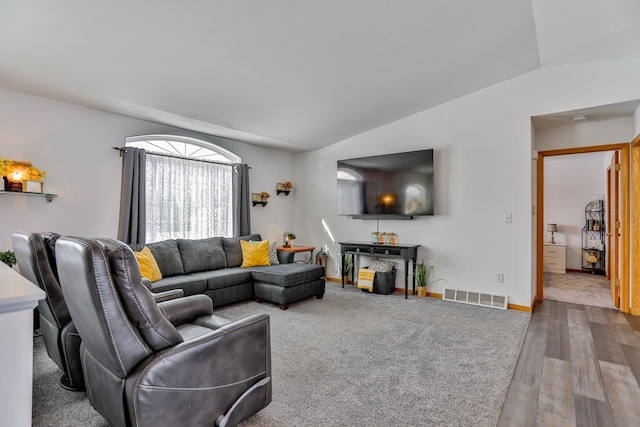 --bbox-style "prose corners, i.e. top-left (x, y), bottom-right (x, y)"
top-left (608, 151), bottom-right (620, 307)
